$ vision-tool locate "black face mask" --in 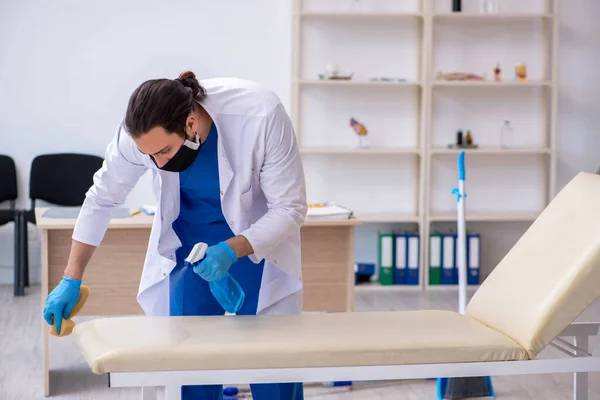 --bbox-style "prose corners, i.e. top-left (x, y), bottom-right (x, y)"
top-left (152, 134), bottom-right (203, 172)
